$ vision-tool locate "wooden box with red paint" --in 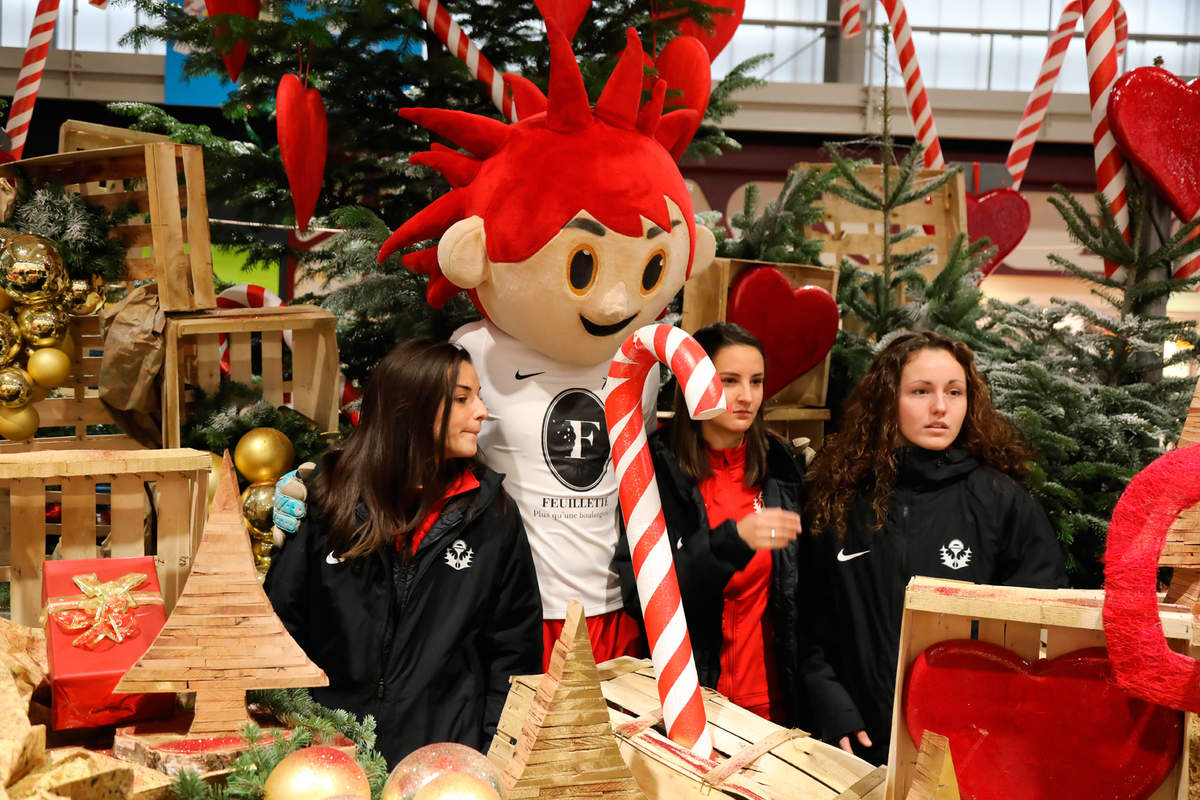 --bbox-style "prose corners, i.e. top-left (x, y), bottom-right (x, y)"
top-left (886, 578), bottom-right (1193, 800)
